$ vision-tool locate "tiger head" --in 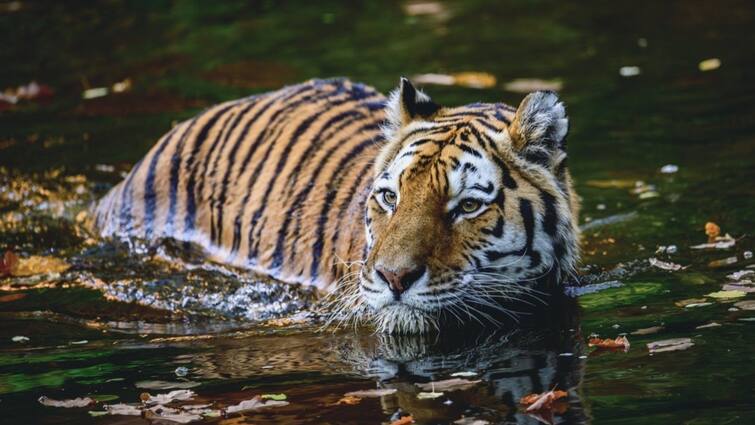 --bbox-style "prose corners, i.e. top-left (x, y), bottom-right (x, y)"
top-left (360, 78), bottom-right (579, 334)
